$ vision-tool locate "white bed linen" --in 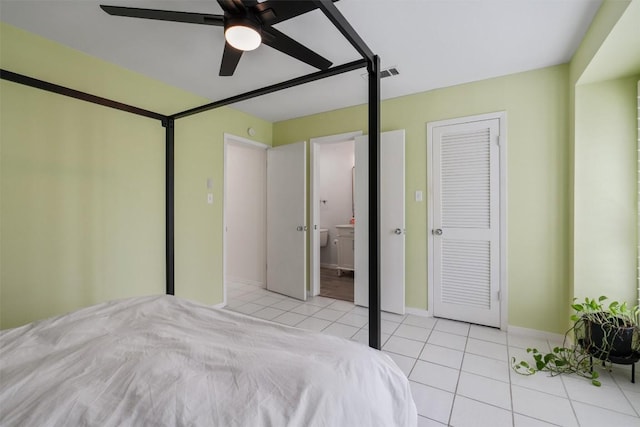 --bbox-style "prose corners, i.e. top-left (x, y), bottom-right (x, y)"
top-left (0, 295), bottom-right (417, 426)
